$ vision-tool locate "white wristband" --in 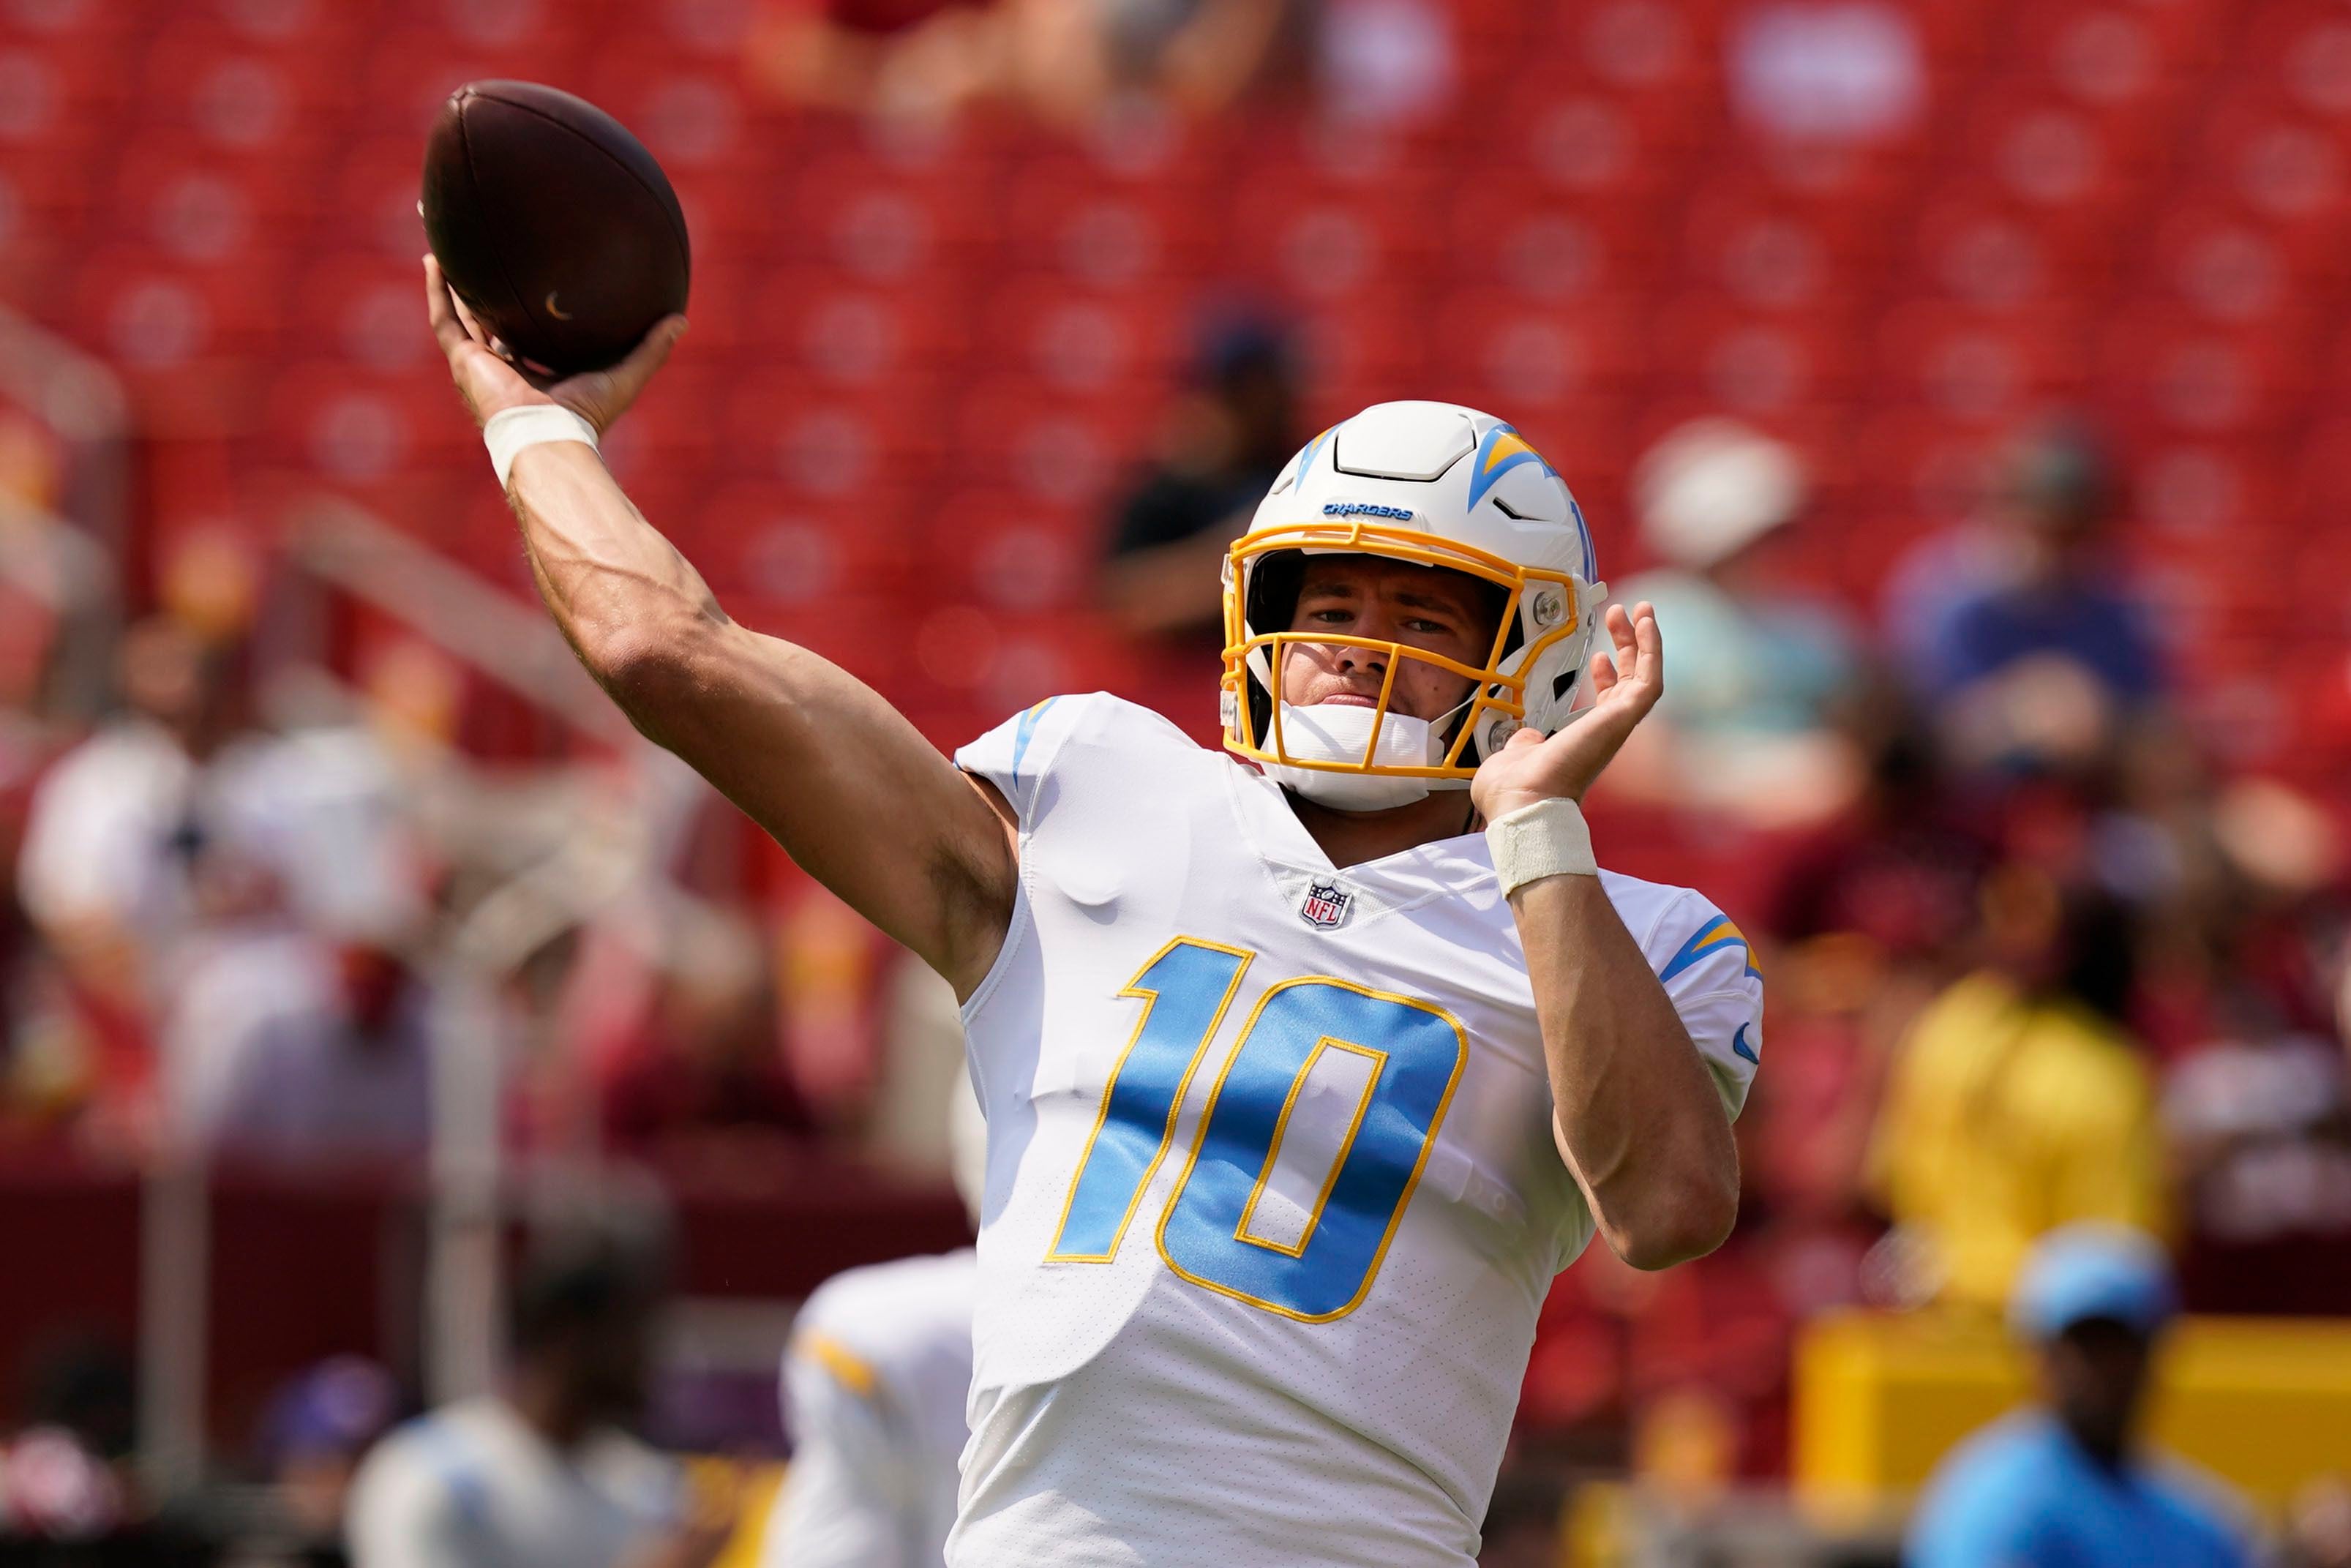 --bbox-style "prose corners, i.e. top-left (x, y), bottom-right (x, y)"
top-left (1485, 798), bottom-right (1598, 895)
top-left (484, 404), bottom-right (599, 487)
